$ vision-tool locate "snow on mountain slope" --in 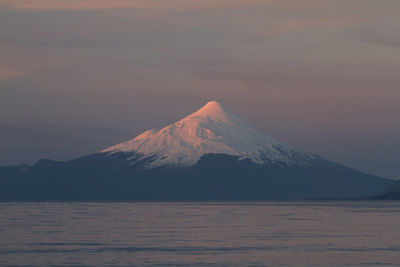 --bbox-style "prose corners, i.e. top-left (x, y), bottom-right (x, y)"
top-left (102, 101), bottom-right (316, 168)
